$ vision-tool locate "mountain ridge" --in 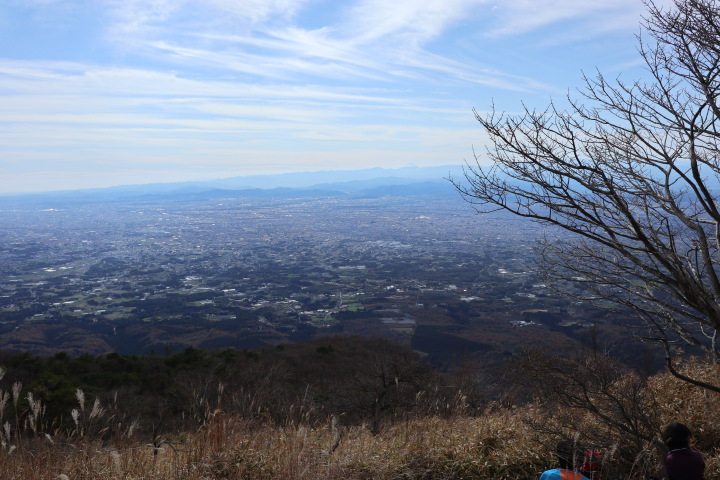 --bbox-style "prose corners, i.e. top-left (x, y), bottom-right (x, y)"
top-left (0, 165), bottom-right (466, 204)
